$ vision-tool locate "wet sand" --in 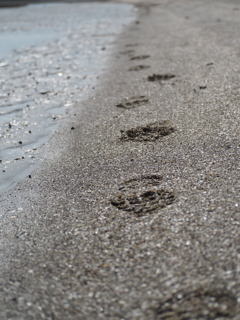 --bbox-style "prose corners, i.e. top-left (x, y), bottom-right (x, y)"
top-left (1, 0), bottom-right (240, 319)
top-left (0, 2), bottom-right (134, 193)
